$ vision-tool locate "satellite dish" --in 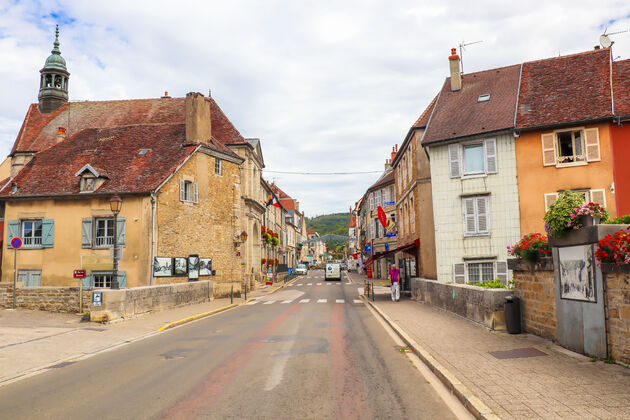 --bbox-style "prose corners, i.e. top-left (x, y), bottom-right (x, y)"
top-left (600, 34), bottom-right (613, 48)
